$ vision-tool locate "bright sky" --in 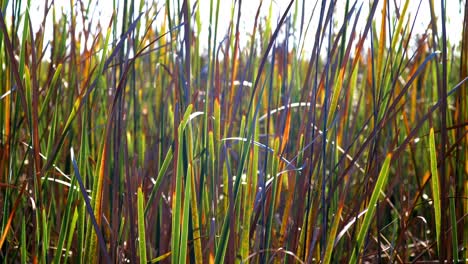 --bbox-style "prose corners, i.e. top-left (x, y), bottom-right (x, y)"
top-left (15, 0), bottom-right (467, 55)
